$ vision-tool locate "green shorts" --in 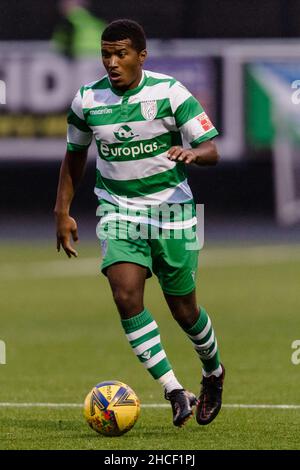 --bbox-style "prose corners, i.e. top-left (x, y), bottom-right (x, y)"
top-left (99, 219), bottom-right (200, 296)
